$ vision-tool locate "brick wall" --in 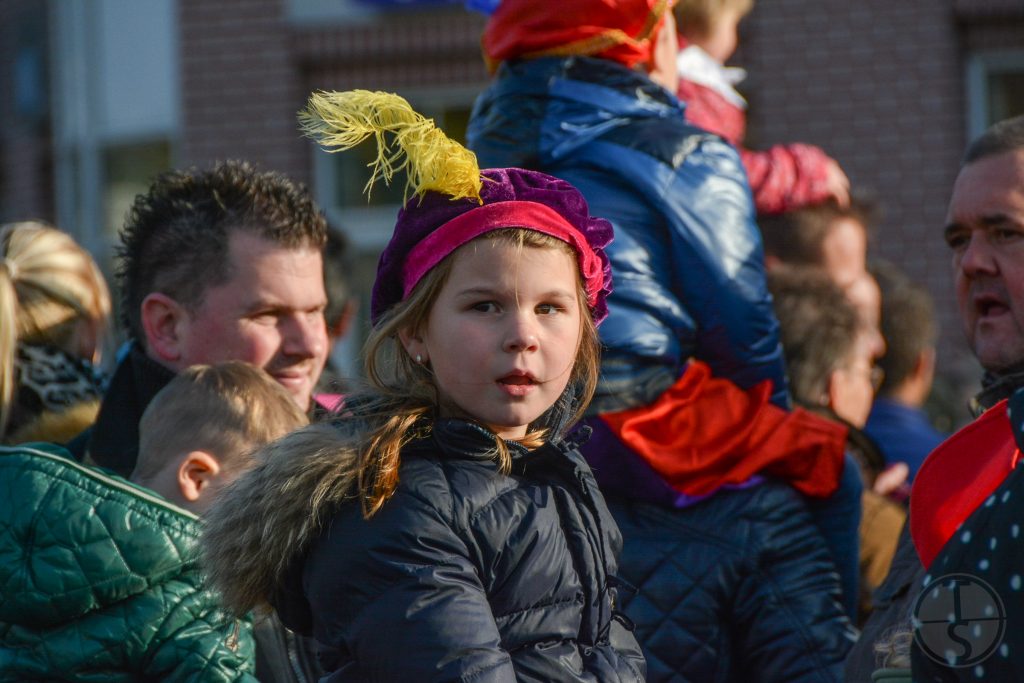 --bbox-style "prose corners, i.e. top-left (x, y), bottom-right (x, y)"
top-left (738, 0), bottom-right (977, 396)
top-left (295, 9), bottom-right (488, 92)
top-left (178, 0), bottom-right (309, 184)
top-left (0, 0), bottom-right (53, 225)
